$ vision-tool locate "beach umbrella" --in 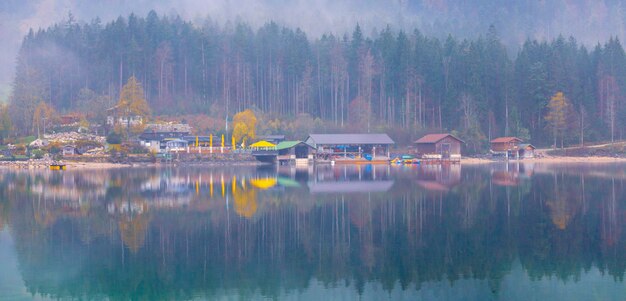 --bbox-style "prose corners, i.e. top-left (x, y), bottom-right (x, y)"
top-left (249, 140), bottom-right (276, 149)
